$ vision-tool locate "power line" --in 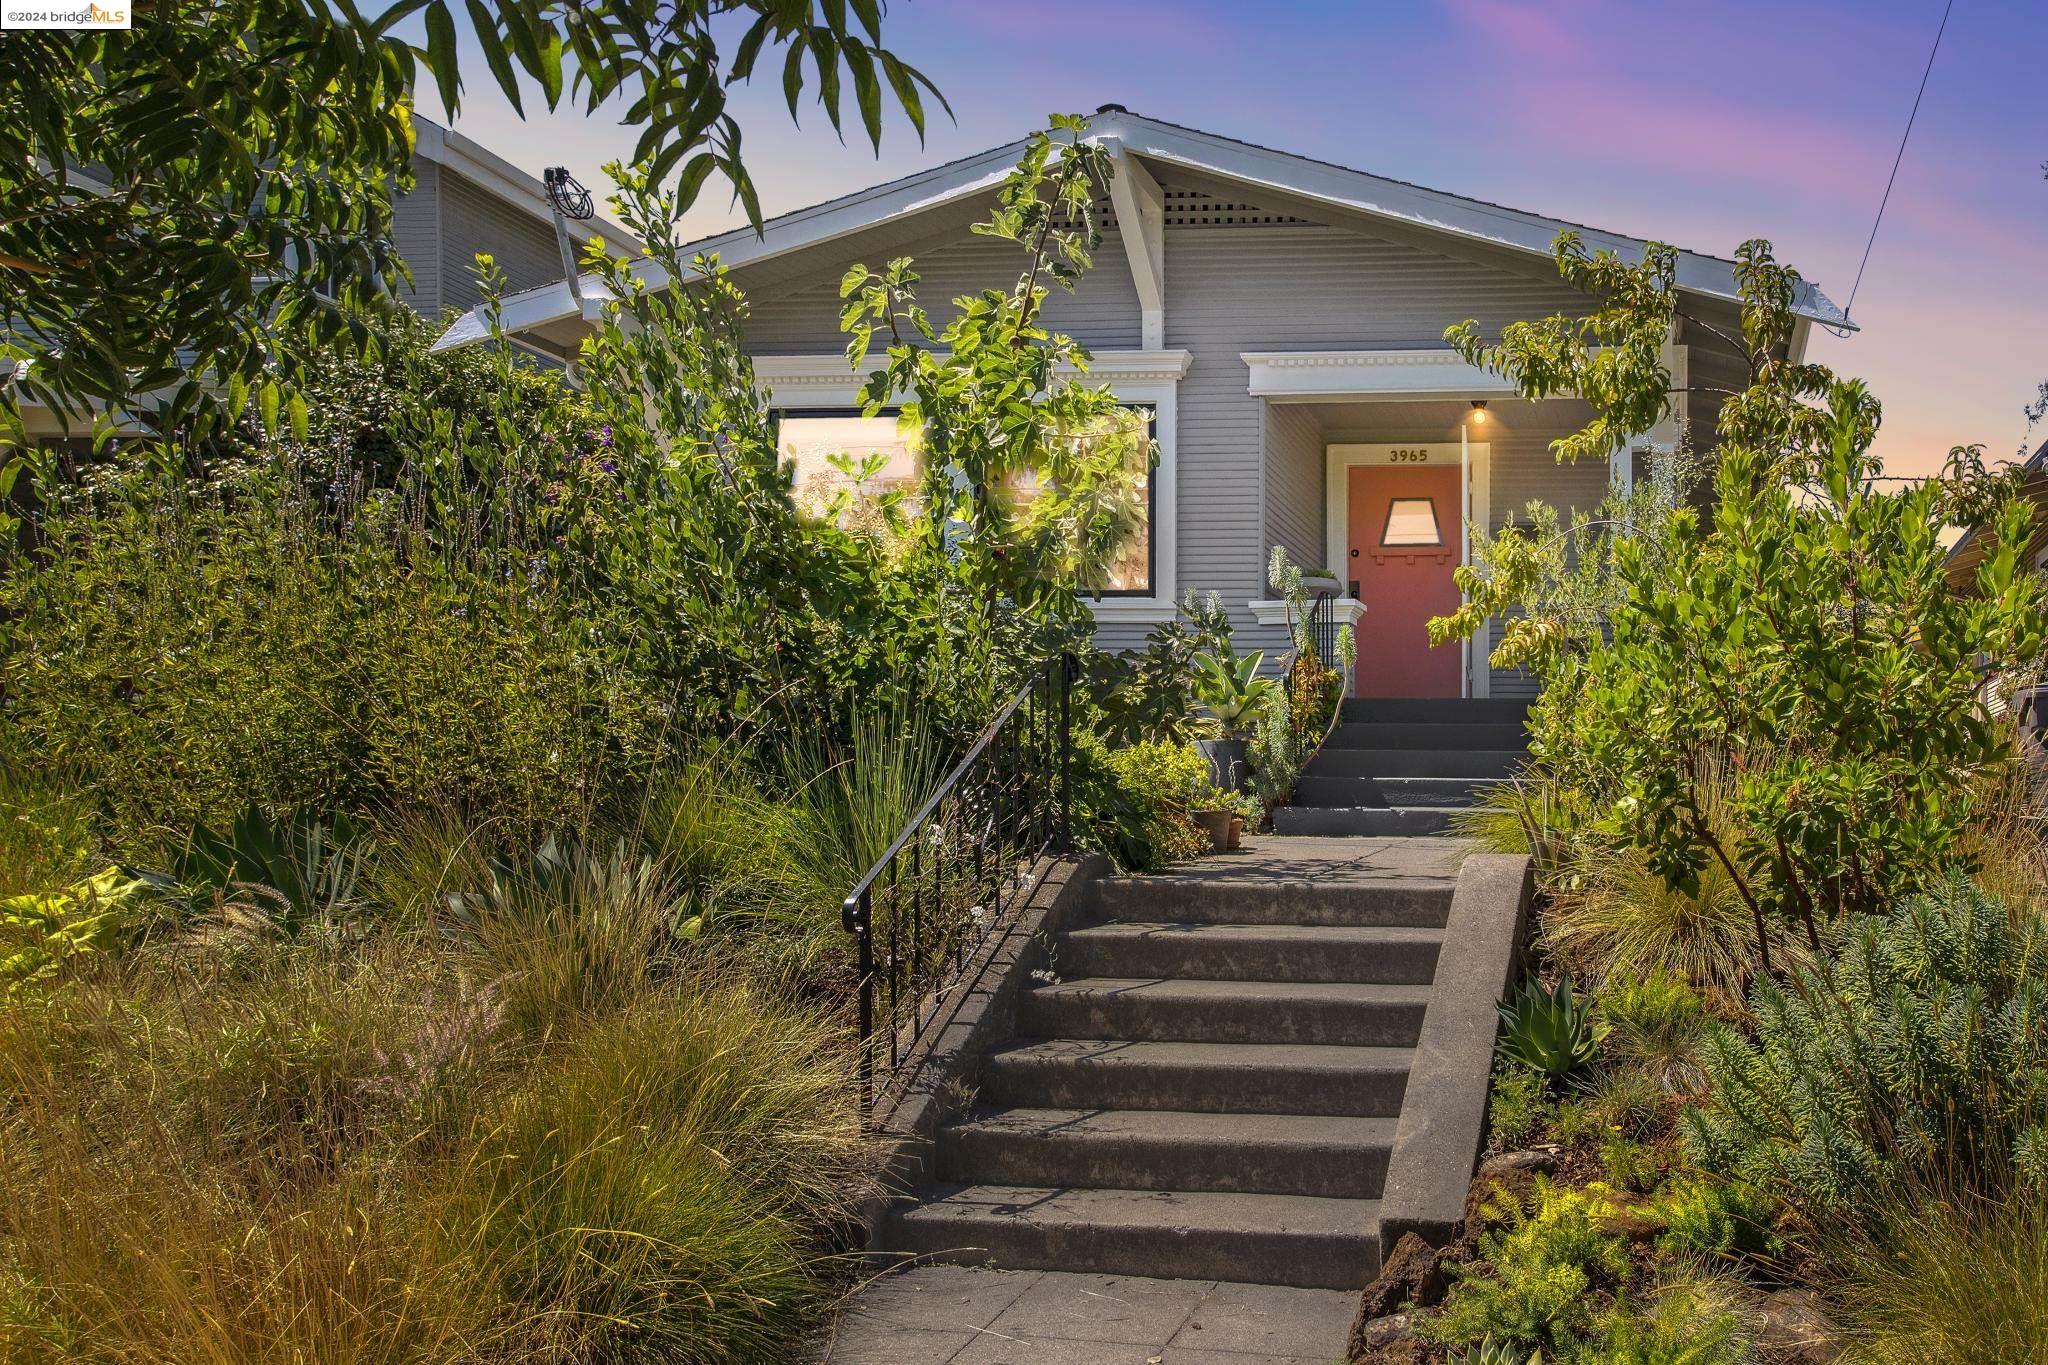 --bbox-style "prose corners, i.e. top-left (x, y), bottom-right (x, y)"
top-left (1843, 0), bottom-right (1955, 323)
